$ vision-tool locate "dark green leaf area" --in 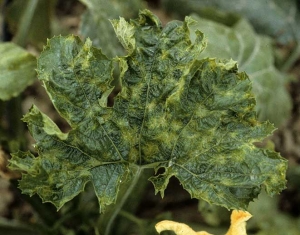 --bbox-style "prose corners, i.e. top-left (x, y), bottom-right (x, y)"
top-left (148, 60), bottom-right (287, 209)
top-left (117, 10), bottom-right (286, 209)
top-left (9, 106), bottom-right (130, 210)
top-left (153, 148), bottom-right (286, 209)
top-left (37, 36), bottom-right (113, 127)
top-left (114, 11), bottom-right (207, 165)
top-left (10, 10), bottom-right (287, 211)
top-left (11, 151), bottom-right (91, 210)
